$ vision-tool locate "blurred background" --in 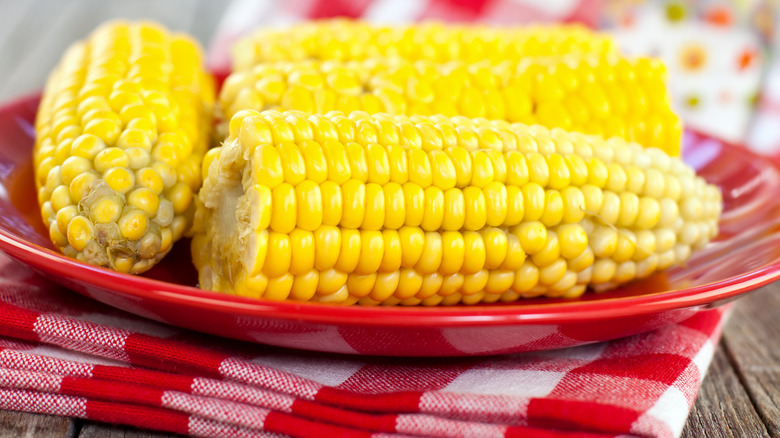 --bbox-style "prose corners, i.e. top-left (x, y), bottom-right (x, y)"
top-left (0, 0), bottom-right (777, 154)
